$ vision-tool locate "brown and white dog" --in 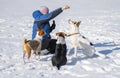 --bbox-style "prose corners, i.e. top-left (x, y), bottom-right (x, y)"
top-left (52, 32), bottom-right (67, 70)
top-left (22, 29), bottom-right (45, 63)
top-left (67, 19), bottom-right (106, 58)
